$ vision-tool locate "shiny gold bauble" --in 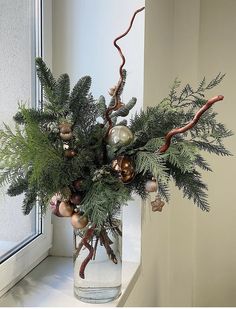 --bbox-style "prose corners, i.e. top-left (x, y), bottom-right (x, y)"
top-left (58, 201), bottom-right (74, 217)
top-left (71, 213), bottom-right (88, 229)
top-left (145, 179), bottom-right (158, 192)
top-left (107, 125), bottom-right (134, 147)
top-left (112, 155), bottom-right (135, 183)
top-left (59, 123), bottom-right (72, 134)
top-left (64, 149), bottom-right (77, 158)
top-left (60, 132), bottom-right (73, 141)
